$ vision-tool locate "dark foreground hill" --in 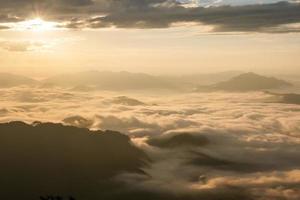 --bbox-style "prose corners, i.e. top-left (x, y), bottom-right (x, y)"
top-left (210, 72), bottom-right (292, 91)
top-left (0, 121), bottom-right (148, 200)
top-left (0, 122), bottom-right (255, 200)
